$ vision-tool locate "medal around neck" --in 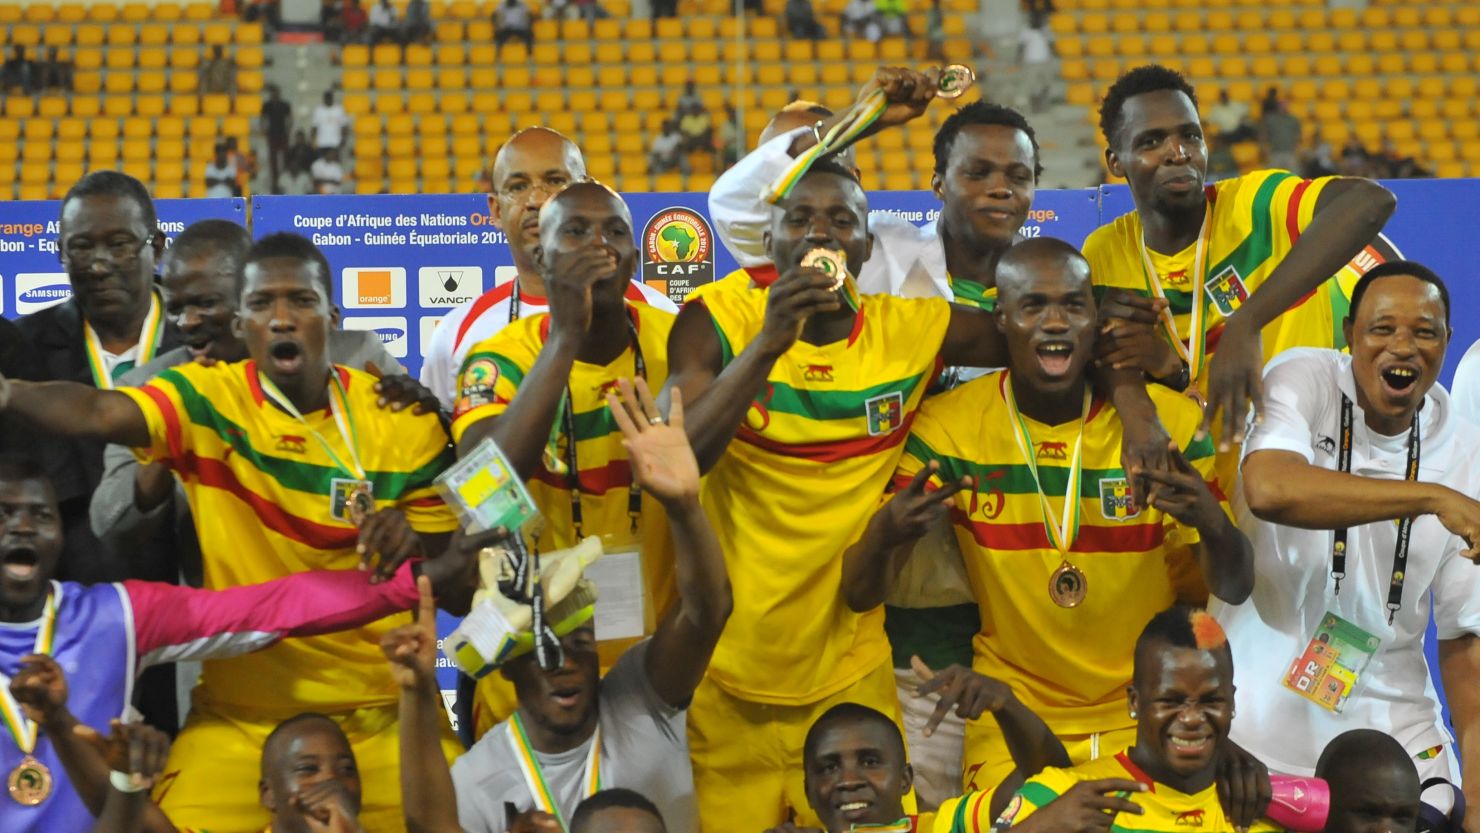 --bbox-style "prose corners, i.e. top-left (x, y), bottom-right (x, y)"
top-left (801, 247), bottom-right (848, 291)
top-left (936, 64), bottom-right (977, 99)
top-left (8, 756), bottom-right (51, 806)
top-left (1049, 561), bottom-right (1087, 608)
